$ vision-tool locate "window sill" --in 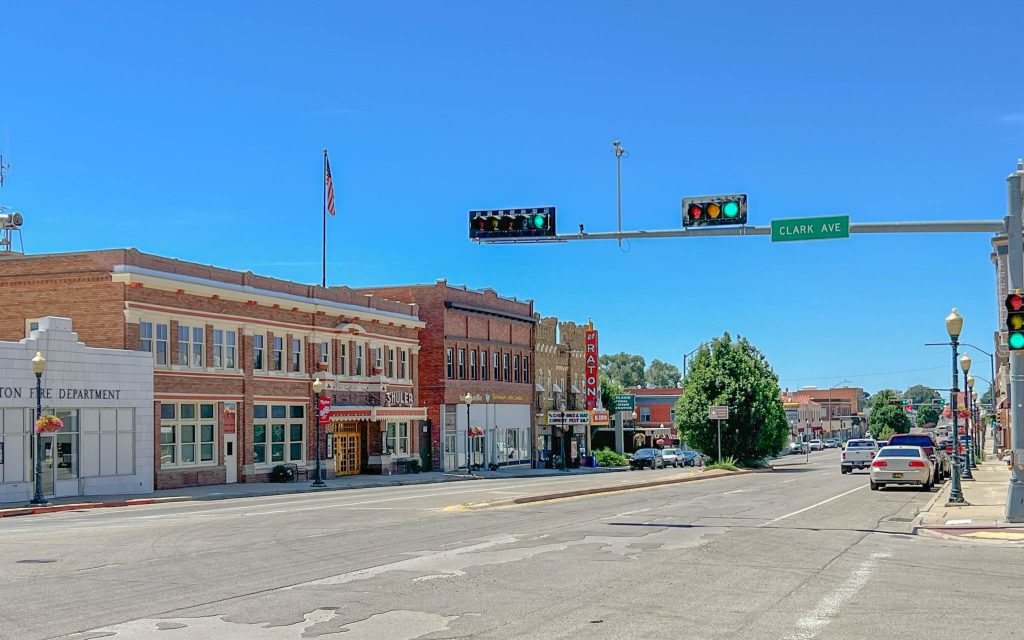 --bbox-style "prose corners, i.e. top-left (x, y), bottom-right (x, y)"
top-left (159, 463), bottom-right (220, 471)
